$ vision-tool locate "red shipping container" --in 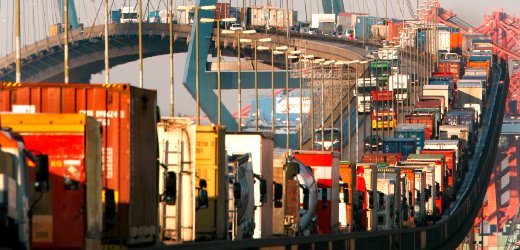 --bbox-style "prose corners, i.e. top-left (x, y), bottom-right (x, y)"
top-left (361, 153), bottom-right (402, 165)
top-left (215, 2), bottom-right (230, 20)
top-left (421, 149), bottom-right (457, 199)
top-left (405, 114), bottom-right (436, 139)
top-left (0, 83), bottom-right (158, 245)
top-left (387, 20), bottom-right (405, 43)
top-left (437, 61), bottom-right (461, 78)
